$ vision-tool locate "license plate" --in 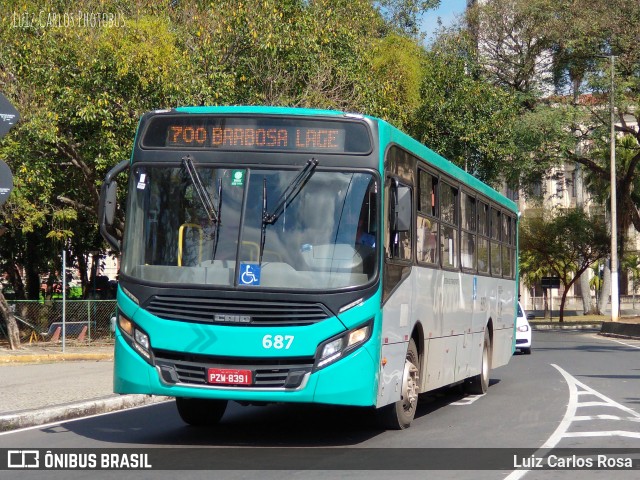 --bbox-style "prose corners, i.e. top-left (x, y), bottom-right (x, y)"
top-left (207, 368), bottom-right (252, 386)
